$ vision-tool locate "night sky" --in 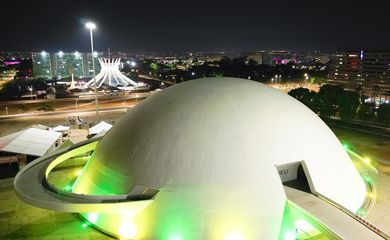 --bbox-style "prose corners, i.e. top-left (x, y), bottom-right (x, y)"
top-left (2, 0), bottom-right (390, 53)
